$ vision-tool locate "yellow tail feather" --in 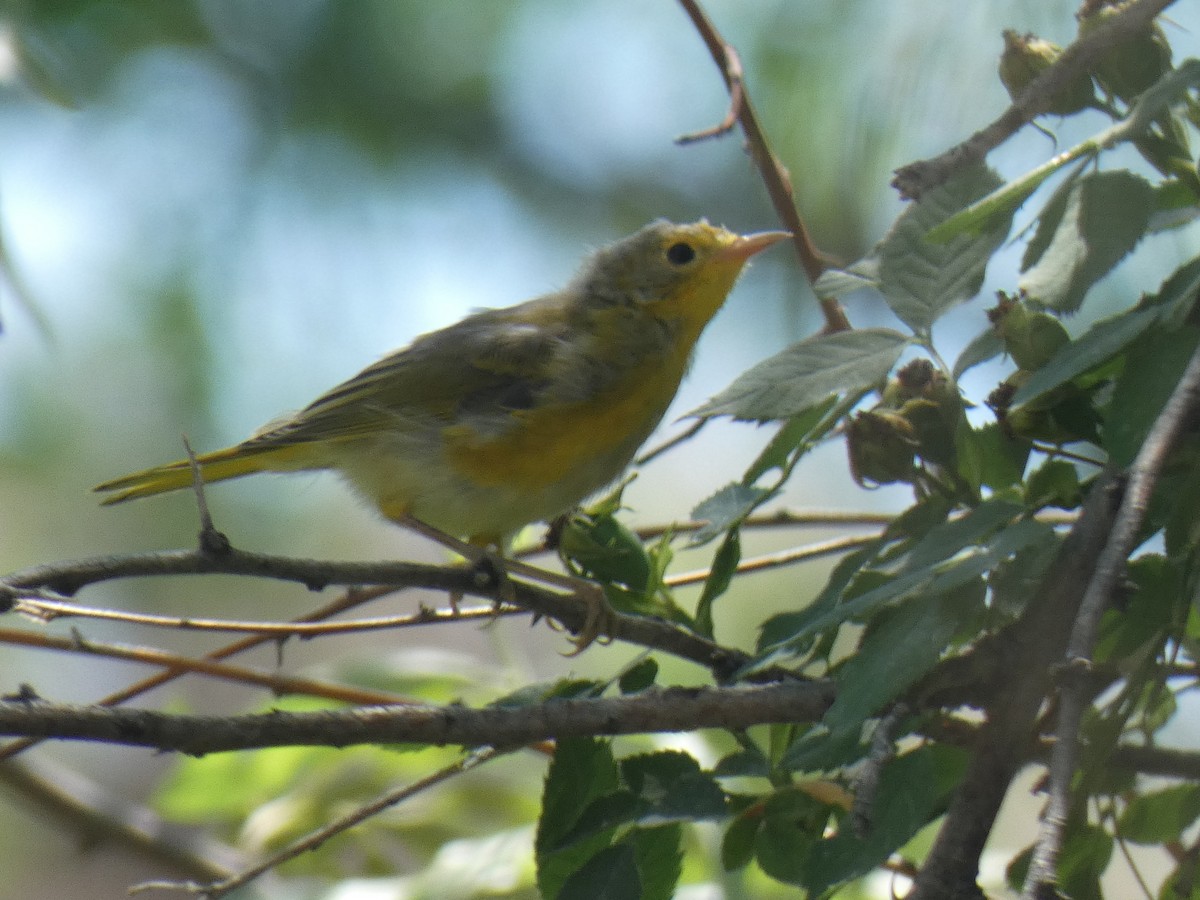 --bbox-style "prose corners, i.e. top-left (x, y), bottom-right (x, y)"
top-left (95, 444), bottom-right (310, 505)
